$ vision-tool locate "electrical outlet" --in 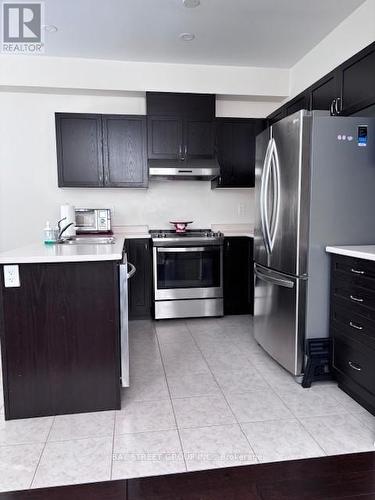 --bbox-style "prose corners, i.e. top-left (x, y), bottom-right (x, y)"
top-left (238, 203), bottom-right (246, 217)
top-left (3, 265), bottom-right (20, 288)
